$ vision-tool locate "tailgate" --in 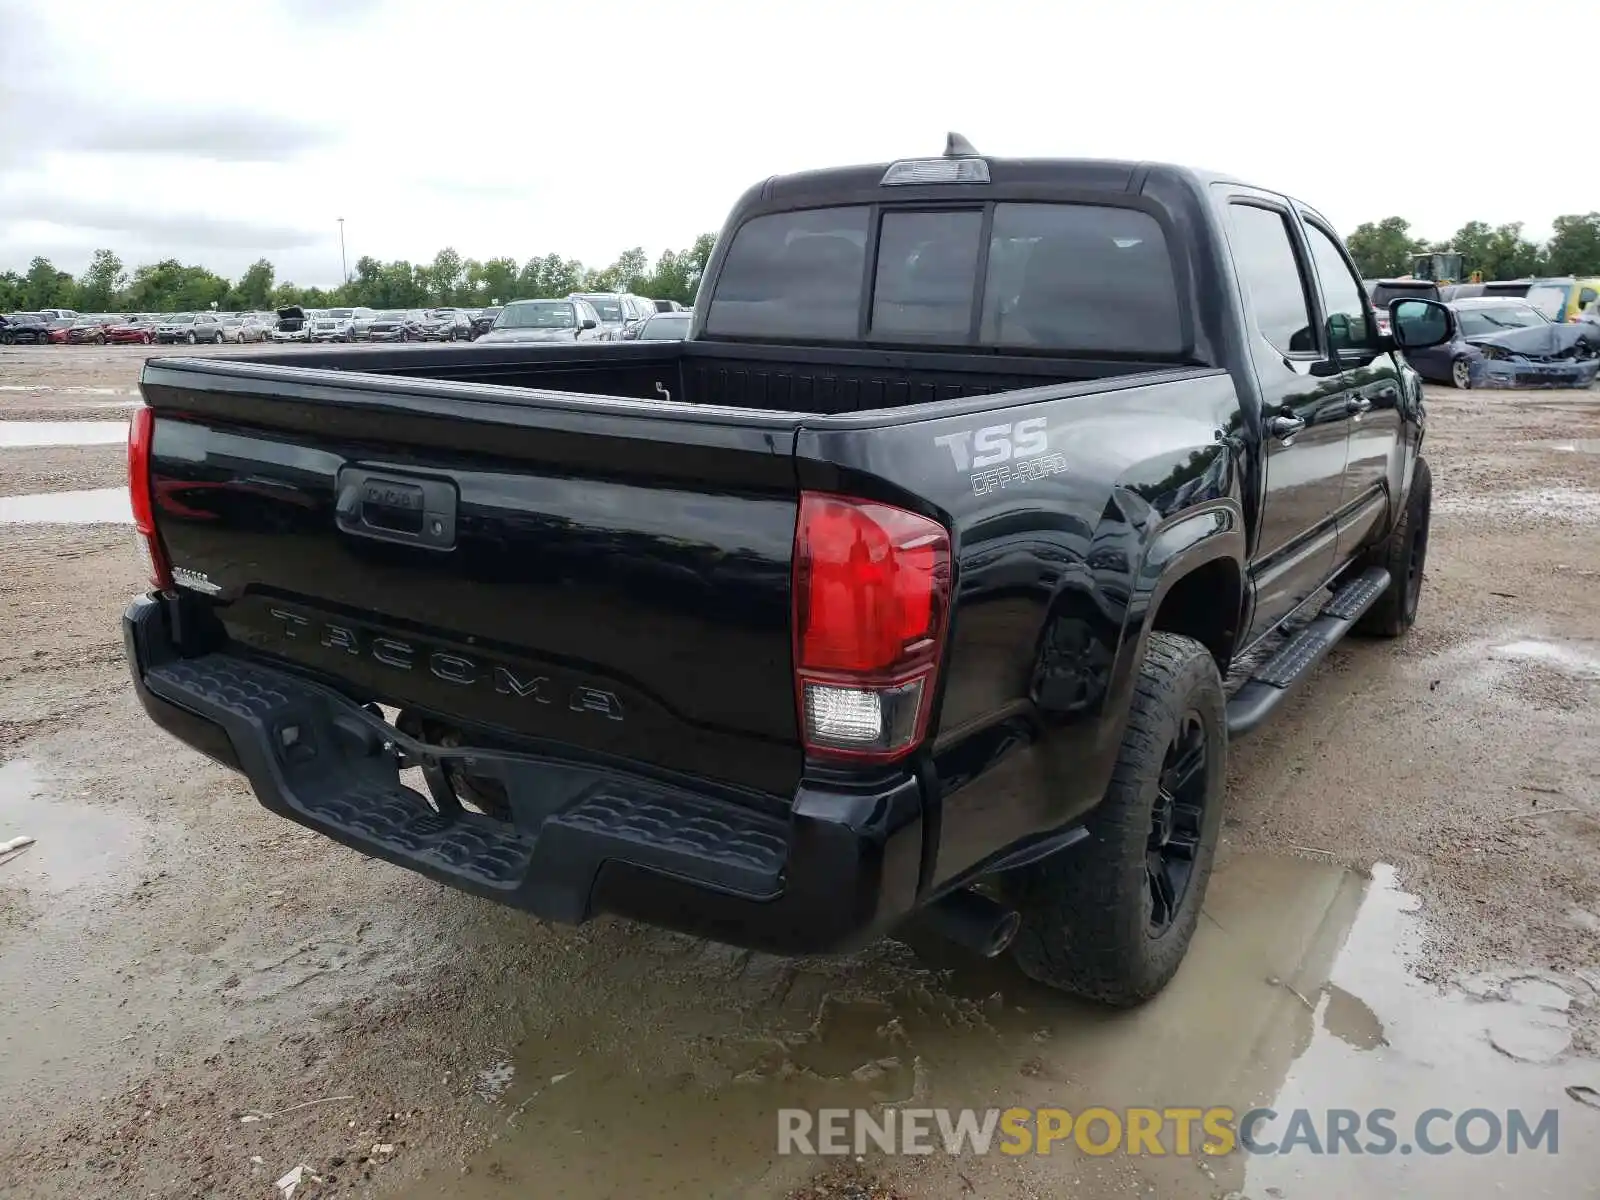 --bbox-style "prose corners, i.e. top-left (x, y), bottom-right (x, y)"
top-left (140, 359), bottom-right (804, 798)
